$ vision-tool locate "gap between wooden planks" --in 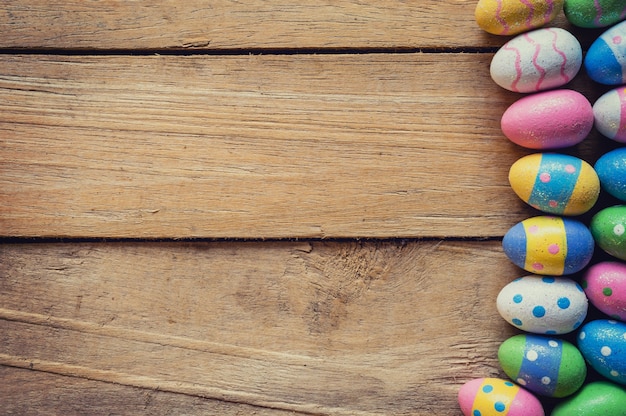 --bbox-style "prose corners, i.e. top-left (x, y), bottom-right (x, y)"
top-left (0, 53), bottom-right (611, 239)
top-left (0, 240), bottom-right (520, 415)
